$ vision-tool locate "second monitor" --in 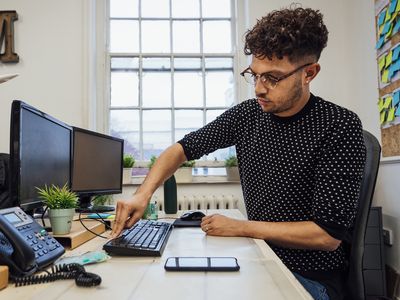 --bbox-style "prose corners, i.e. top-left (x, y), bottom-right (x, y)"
top-left (71, 127), bottom-right (124, 212)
